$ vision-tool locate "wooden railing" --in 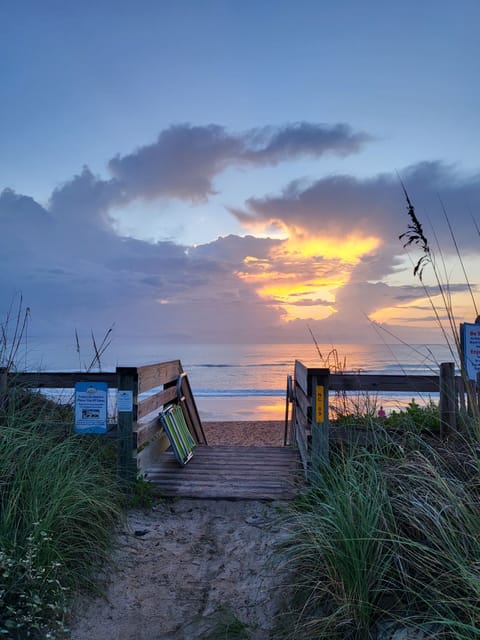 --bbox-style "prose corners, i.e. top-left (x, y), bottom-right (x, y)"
top-left (116, 362), bottom-right (206, 484)
top-left (292, 360), bottom-right (466, 477)
top-left (0, 360), bottom-right (206, 487)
